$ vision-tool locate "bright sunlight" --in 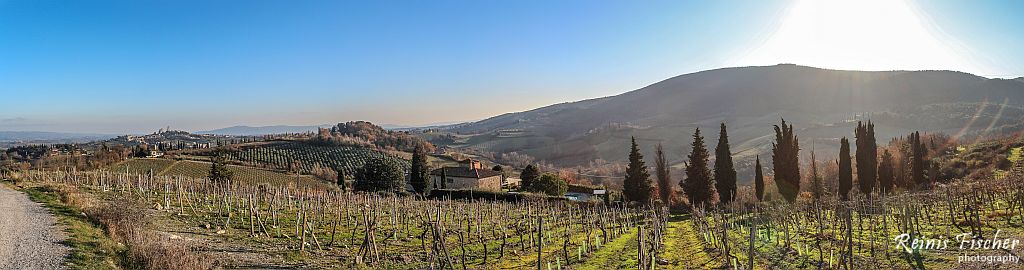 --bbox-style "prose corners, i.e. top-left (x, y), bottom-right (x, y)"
top-left (737, 0), bottom-right (994, 75)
